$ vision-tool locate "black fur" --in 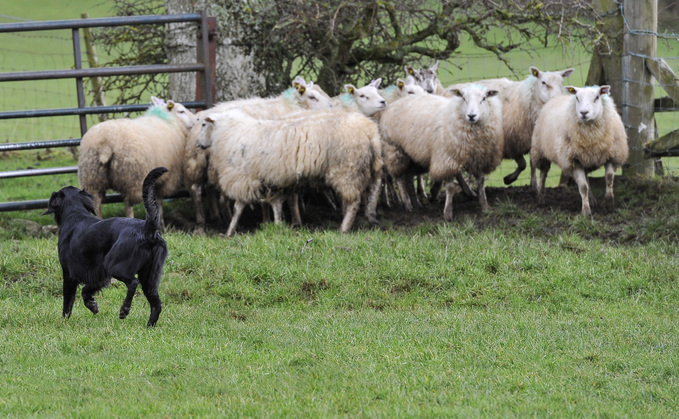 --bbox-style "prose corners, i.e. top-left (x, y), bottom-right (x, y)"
top-left (44, 167), bottom-right (169, 327)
